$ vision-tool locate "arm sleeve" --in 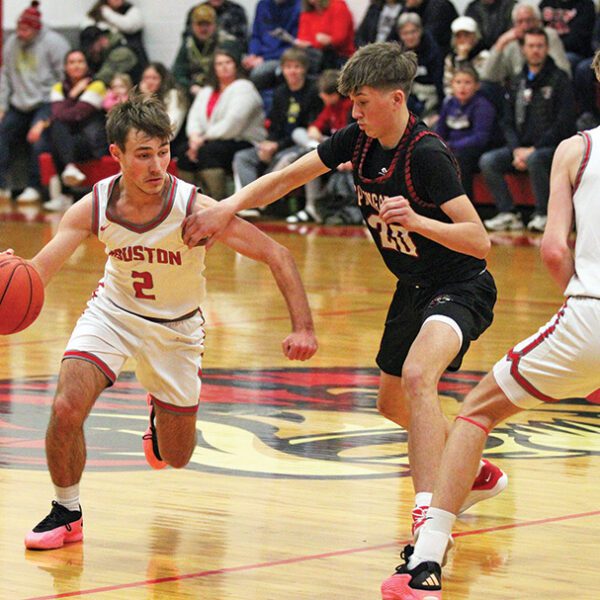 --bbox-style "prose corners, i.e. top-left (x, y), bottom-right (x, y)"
top-left (95, 47), bottom-right (138, 85)
top-left (172, 43), bottom-right (192, 91)
top-left (535, 74), bottom-right (577, 148)
top-left (326, 2), bottom-right (354, 50)
top-left (248, 3), bottom-right (266, 55)
top-left (448, 99), bottom-right (496, 151)
top-left (186, 90), bottom-right (208, 137)
top-left (100, 5), bottom-right (144, 34)
top-left (317, 122), bottom-right (359, 169)
top-left (410, 137), bottom-right (465, 206)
